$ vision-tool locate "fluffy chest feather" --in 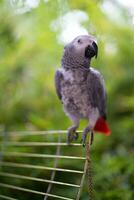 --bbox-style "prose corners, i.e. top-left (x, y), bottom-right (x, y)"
top-left (59, 68), bottom-right (91, 118)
